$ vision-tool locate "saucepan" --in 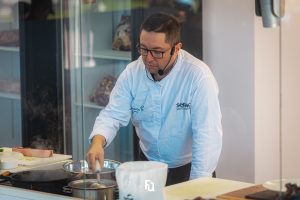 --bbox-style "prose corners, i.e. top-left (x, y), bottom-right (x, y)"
top-left (63, 178), bottom-right (117, 200)
top-left (63, 159), bottom-right (121, 180)
top-left (63, 159), bottom-right (120, 199)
